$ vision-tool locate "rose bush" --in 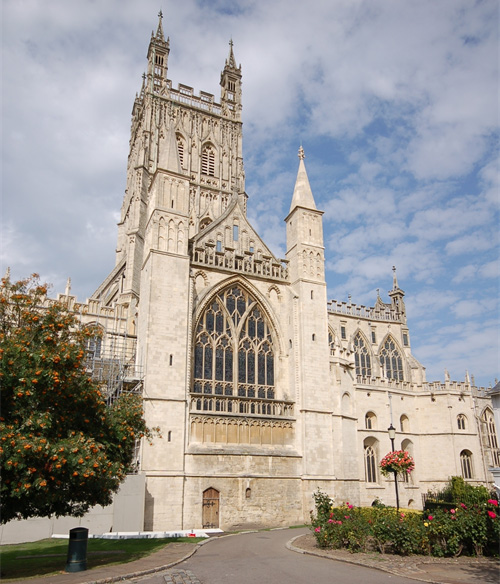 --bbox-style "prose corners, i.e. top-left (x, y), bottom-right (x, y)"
top-left (310, 490), bottom-right (499, 557)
